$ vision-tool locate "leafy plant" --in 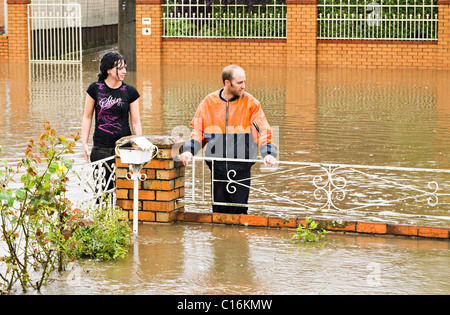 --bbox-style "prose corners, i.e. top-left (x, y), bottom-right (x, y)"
top-left (66, 202), bottom-right (132, 261)
top-left (0, 122), bottom-right (79, 294)
top-left (0, 122), bottom-right (132, 294)
top-left (292, 217), bottom-right (328, 243)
